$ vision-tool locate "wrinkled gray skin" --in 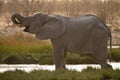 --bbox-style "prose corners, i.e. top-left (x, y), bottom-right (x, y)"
top-left (11, 13), bottom-right (112, 70)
